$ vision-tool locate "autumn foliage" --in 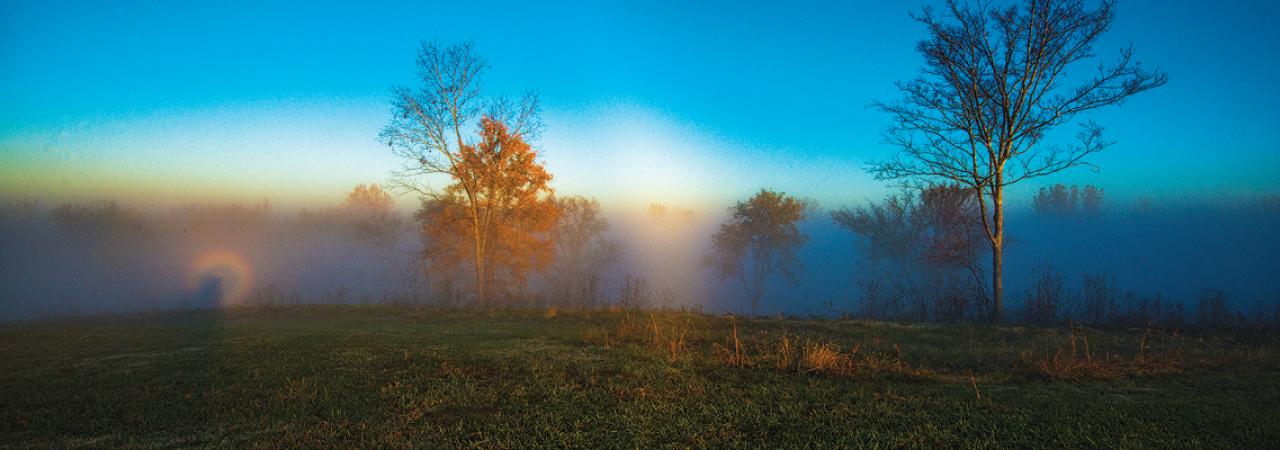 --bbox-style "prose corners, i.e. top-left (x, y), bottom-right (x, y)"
top-left (415, 117), bottom-right (559, 304)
